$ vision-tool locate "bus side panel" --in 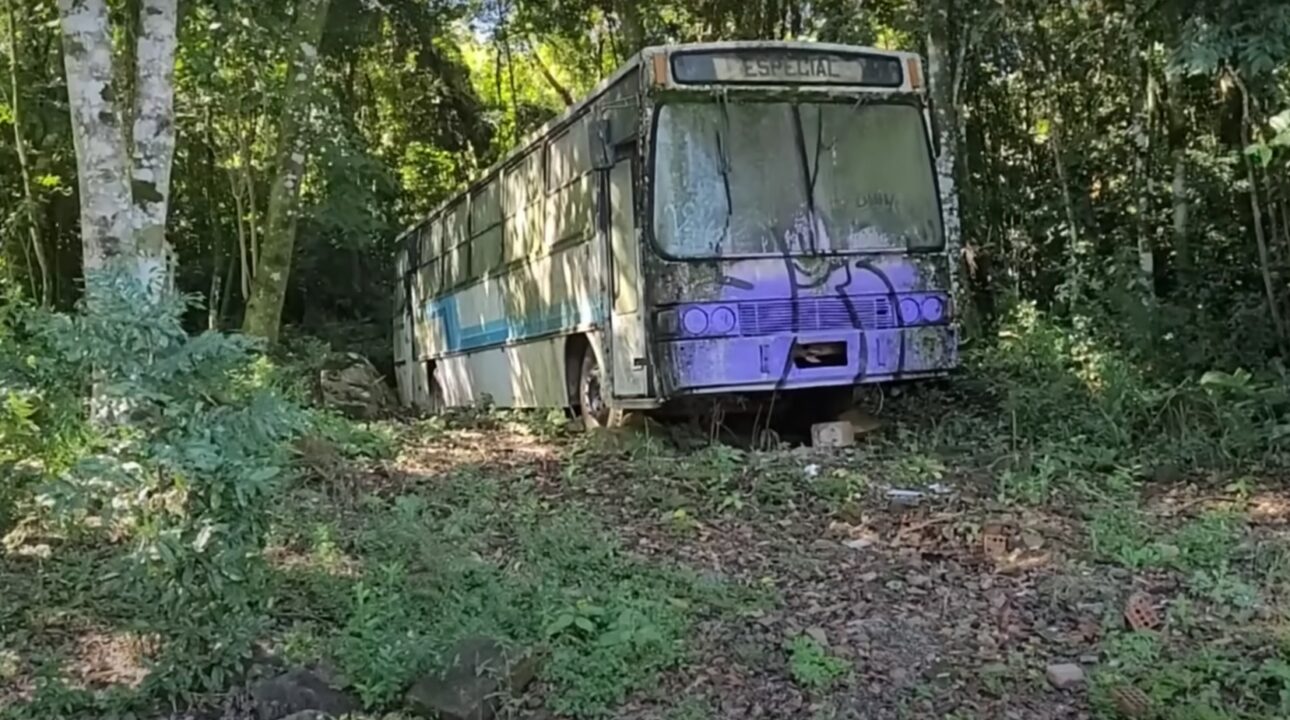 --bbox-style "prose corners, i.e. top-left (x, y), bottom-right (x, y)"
top-left (437, 335), bottom-right (568, 409)
top-left (429, 240), bottom-right (606, 408)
